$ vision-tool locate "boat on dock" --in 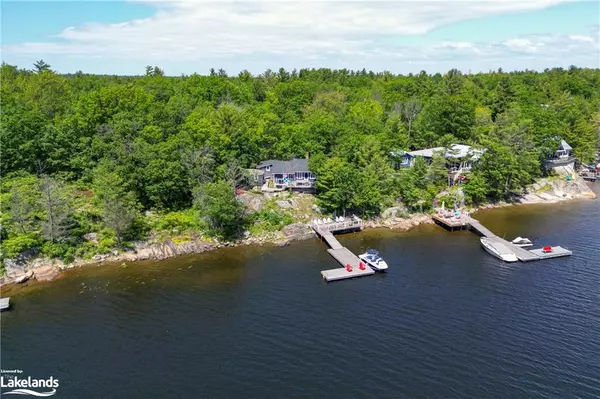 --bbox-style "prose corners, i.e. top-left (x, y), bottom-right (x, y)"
top-left (358, 249), bottom-right (388, 272)
top-left (480, 238), bottom-right (518, 262)
top-left (511, 237), bottom-right (533, 248)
